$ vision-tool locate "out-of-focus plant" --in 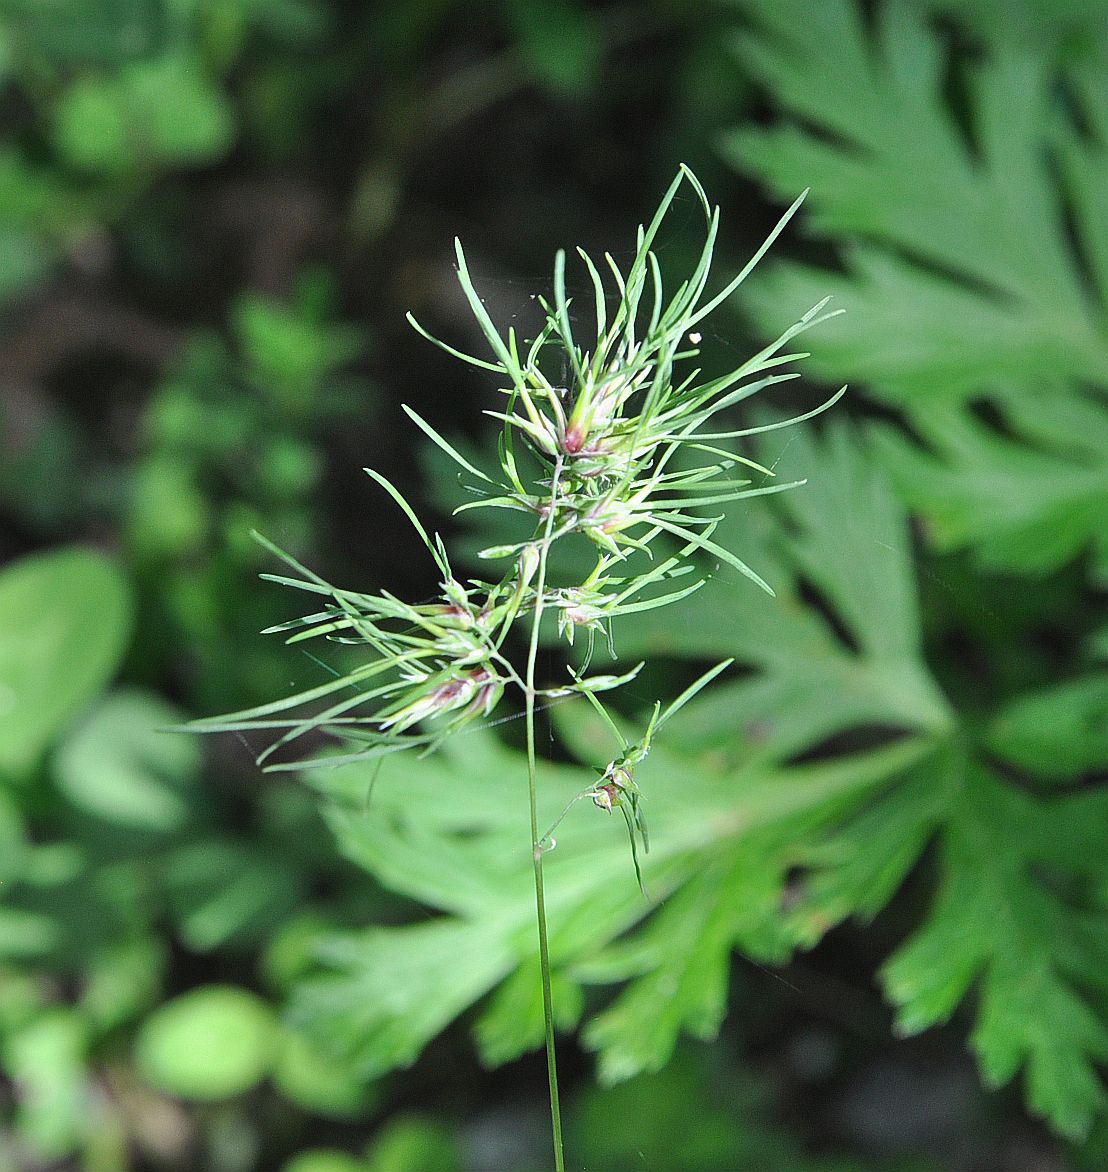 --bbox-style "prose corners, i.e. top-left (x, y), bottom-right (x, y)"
top-left (193, 168), bottom-right (840, 1169)
top-left (0, 547), bottom-right (168, 1162)
top-left (0, 547), bottom-right (379, 1166)
top-left (0, 0), bottom-right (339, 294)
top-left (126, 268), bottom-right (367, 706)
top-left (724, 0), bottom-right (1108, 580)
top-left (713, 0), bottom-right (1108, 1141)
